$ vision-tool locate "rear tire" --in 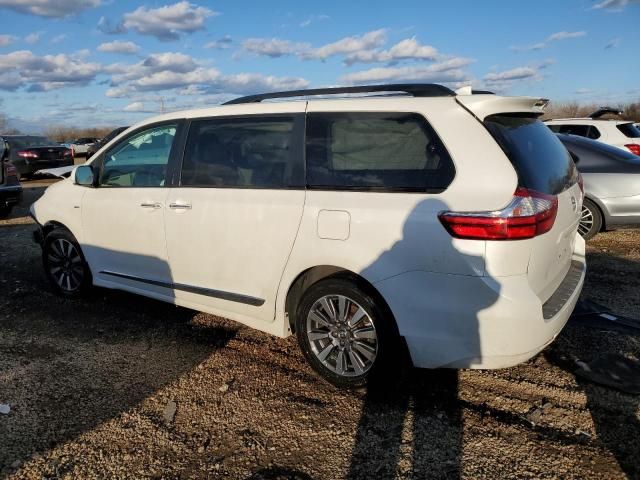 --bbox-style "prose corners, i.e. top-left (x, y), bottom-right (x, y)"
top-left (295, 278), bottom-right (396, 388)
top-left (579, 198), bottom-right (602, 240)
top-left (42, 229), bottom-right (92, 298)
